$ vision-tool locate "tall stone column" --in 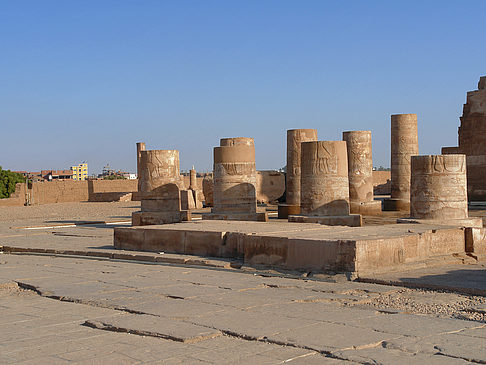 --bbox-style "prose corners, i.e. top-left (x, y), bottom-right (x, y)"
top-left (278, 129), bottom-right (317, 218)
top-left (189, 167), bottom-right (197, 190)
top-left (383, 114), bottom-right (418, 211)
top-left (397, 154), bottom-right (482, 227)
top-left (288, 141), bottom-right (361, 226)
top-left (136, 142), bottom-right (146, 192)
top-left (133, 149), bottom-right (189, 225)
top-left (204, 137), bottom-right (267, 221)
top-left (342, 131), bottom-right (381, 215)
